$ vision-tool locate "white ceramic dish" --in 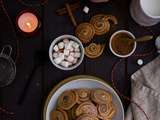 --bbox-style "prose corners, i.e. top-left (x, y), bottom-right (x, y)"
top-left (43, 75), bottom-right (124, 120)
top-left (49, 35), bottom-right (84, 70)
top-left (109, 30), bottom-right (137, 58)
